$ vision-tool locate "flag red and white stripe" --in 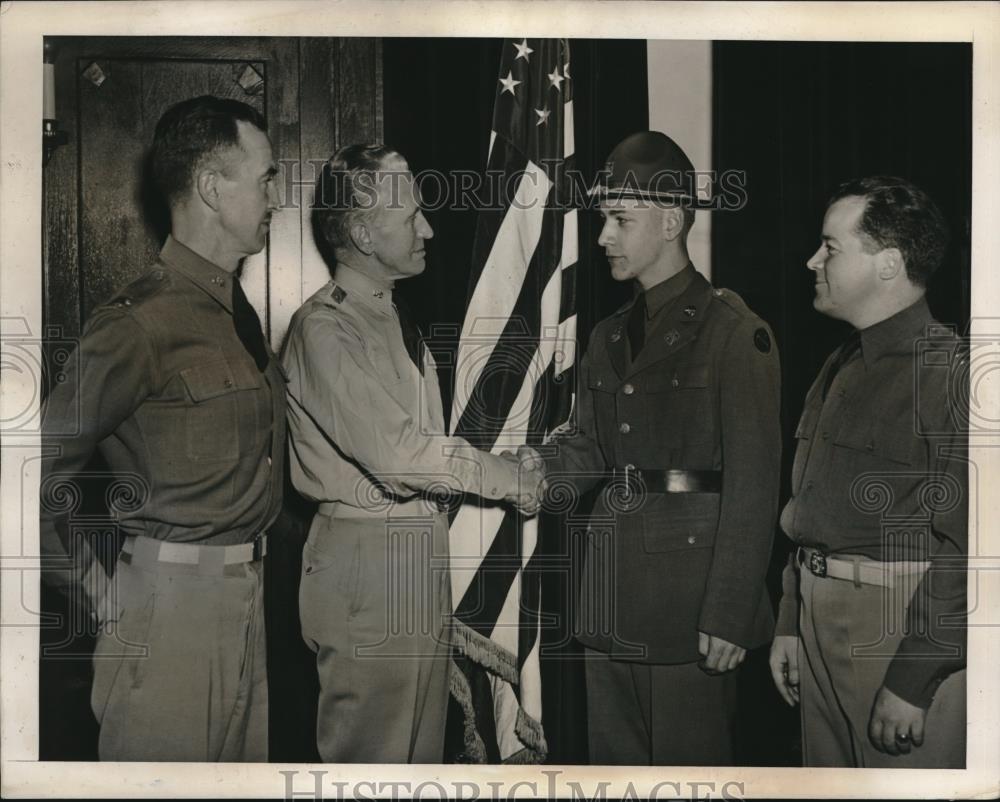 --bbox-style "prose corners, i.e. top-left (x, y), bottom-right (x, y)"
top-left (448, 38), bottom-right (576, 763)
